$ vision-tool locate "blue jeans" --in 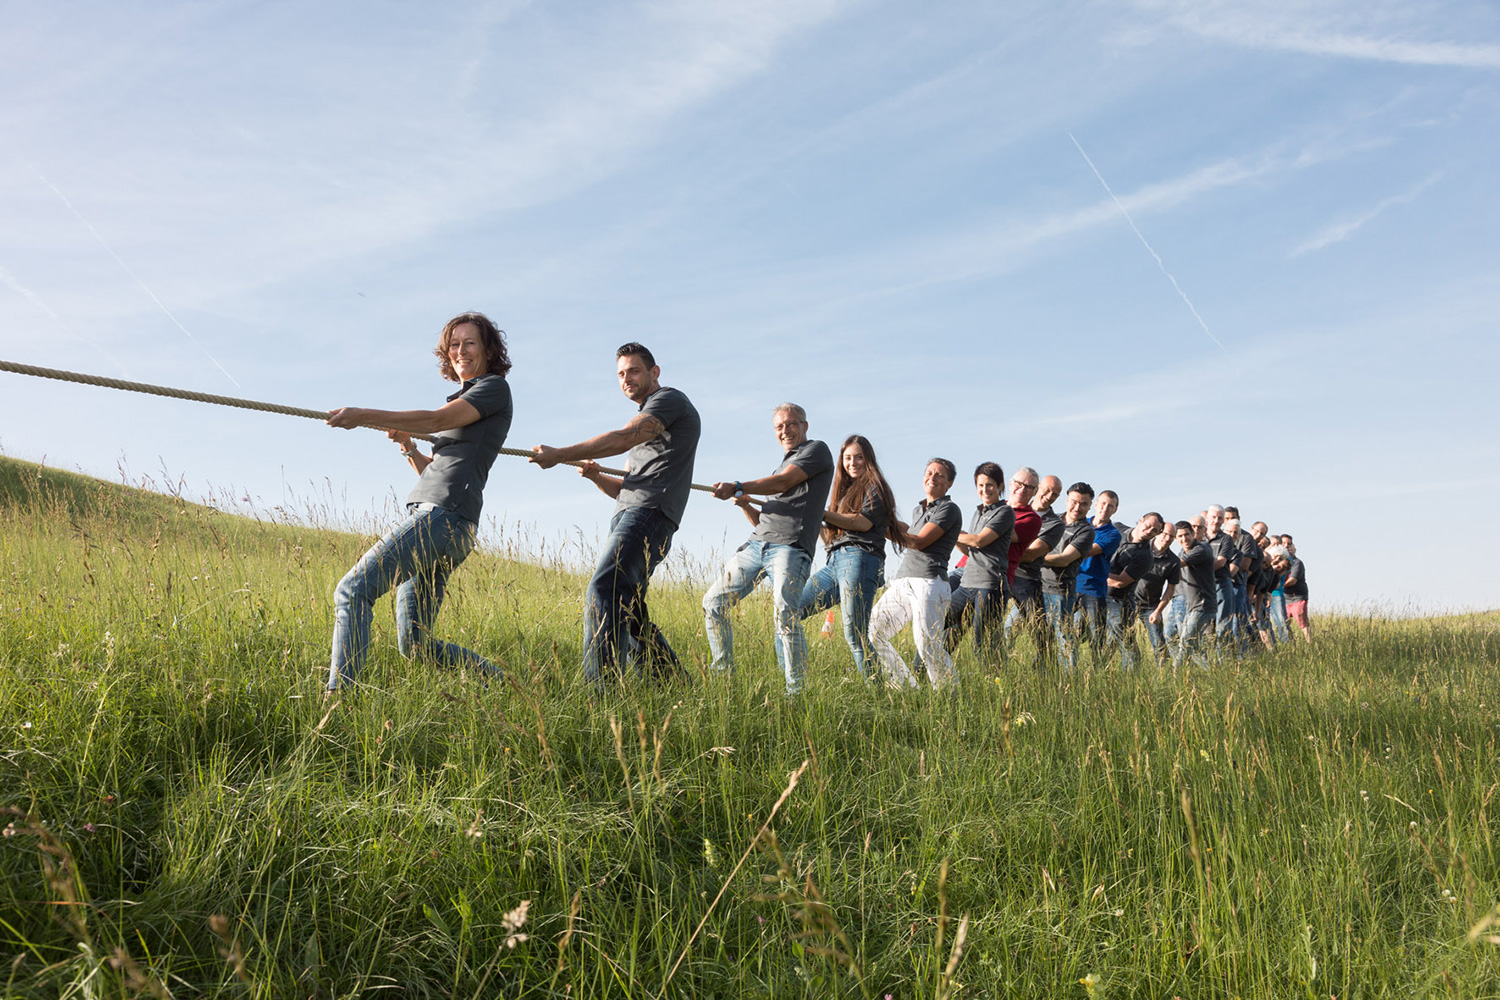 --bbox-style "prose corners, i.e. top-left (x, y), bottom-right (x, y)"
top-left (328, 504), bottom-right (496, 690)
top-left (1006, 575), bottom-right (1049, 662)
top-left (704, 541), bottom-right (813, 693)
top-left (1074, 592), bottom-right (1108, 663)
top-left (1164, 594), bottom-right (1186, 642)
top-left (945, 585), bottom-right (1006, 664)
top-left (1214, 578), bottom-right (1237, 647)
top-left (1174, 602), bottom-right (1215, 667)
top-left (1266, 592), bottom-right (1290, 644)
top-left (1106, 597), bottom-right (1138, 669)
top-left (1043, 589), bottom-right (1078, 670)
top-left (1143, 610), bottom-right (1168, 660)
top-left (798, 546), bottom-right (883, 678)
top-left (583, 506), bottom-right (680, 686)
